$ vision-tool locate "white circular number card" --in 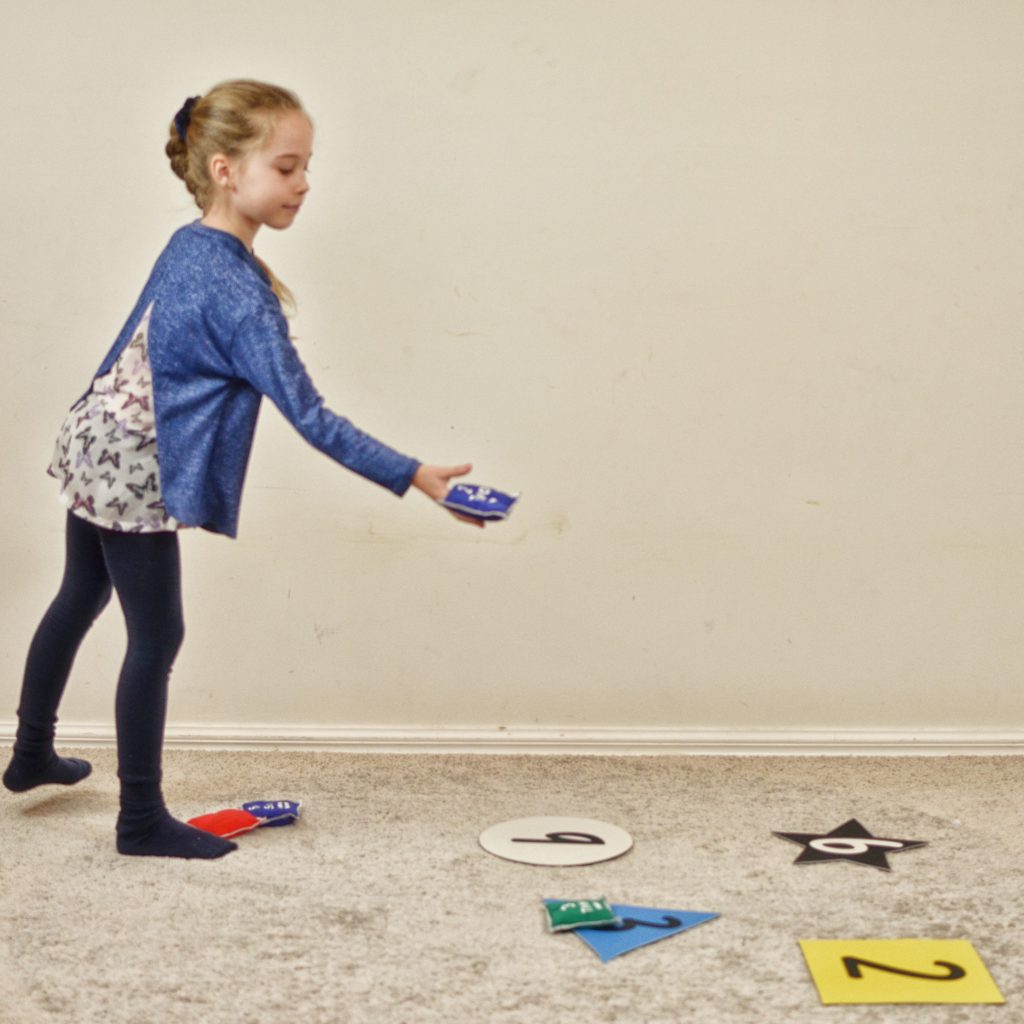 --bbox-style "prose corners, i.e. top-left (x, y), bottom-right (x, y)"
top-left (479, 816), bottom-right (634, 866)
